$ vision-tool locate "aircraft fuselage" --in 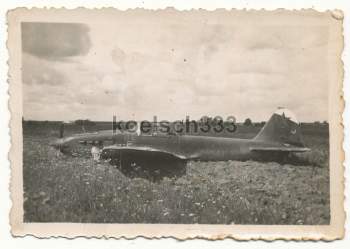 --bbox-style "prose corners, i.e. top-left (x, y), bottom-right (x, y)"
top-left (110, 133), bottom-right (273, 161)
